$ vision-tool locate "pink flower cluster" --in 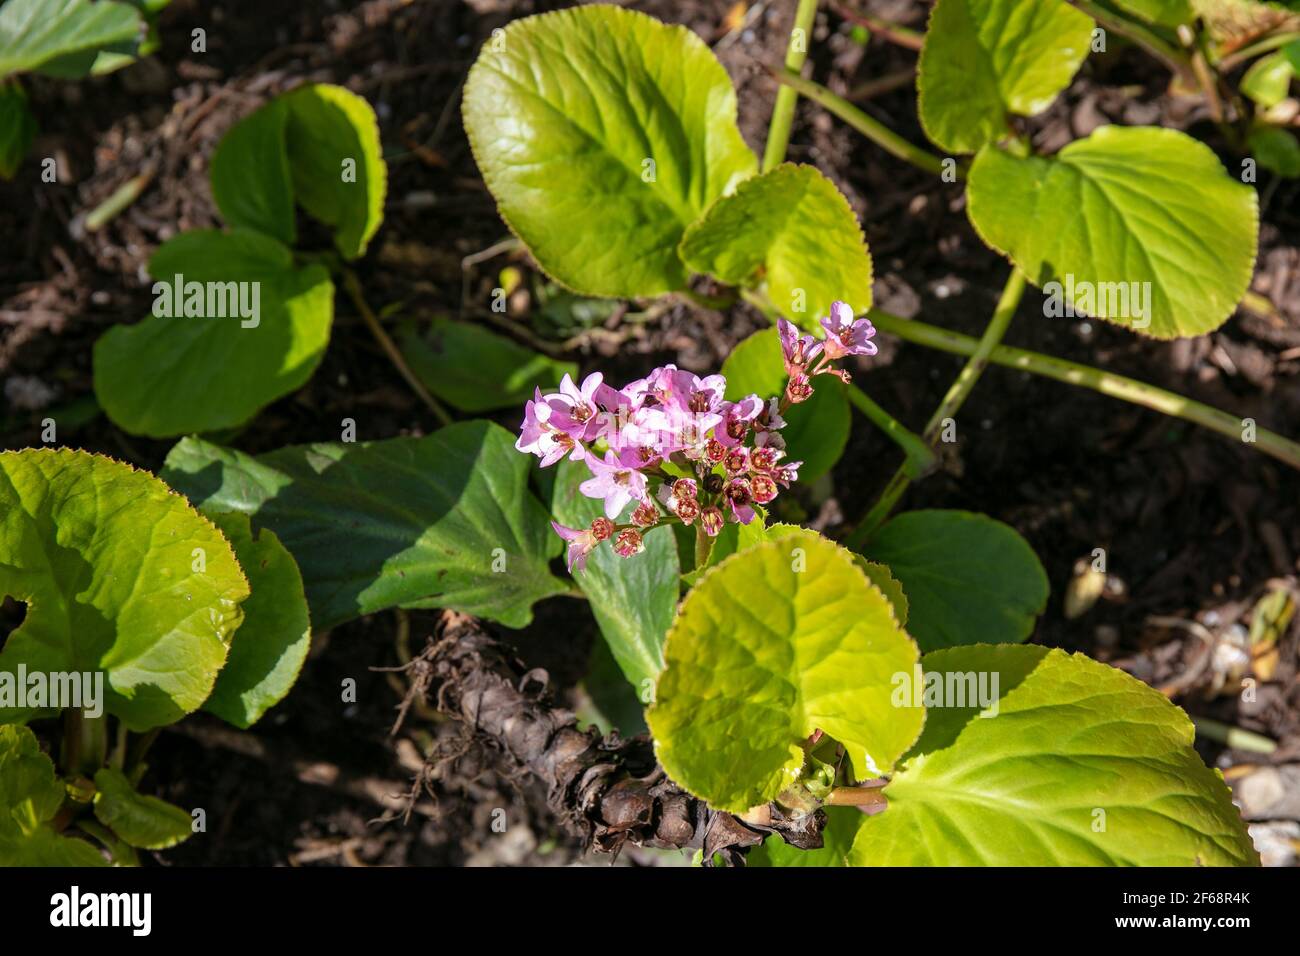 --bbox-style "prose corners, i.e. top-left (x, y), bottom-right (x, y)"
top-left (516, 301), bottom-right (877, 572)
